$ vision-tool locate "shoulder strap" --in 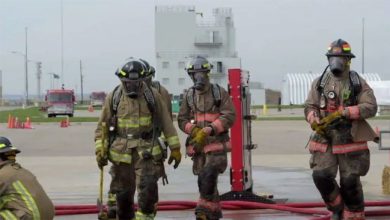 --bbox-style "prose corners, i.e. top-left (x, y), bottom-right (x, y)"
top-left (211, 84), bottom-right (222, 108)
top-left (111, 85), bottom-right (122, 115)
top-left (349, 70), bottom-right (361, 94)
top-left (143, 85), bottom-right (156, 114)
top-left (186, 88), bottom-right (195, 110)
top-left (151, 81), bottom-right (161, 93)
top-left (349, 70), bottom-right (362, 105)
top-left (316, 72), bottom-right (331, 94)
top-left (316, 65), bottom-right (331, 93)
